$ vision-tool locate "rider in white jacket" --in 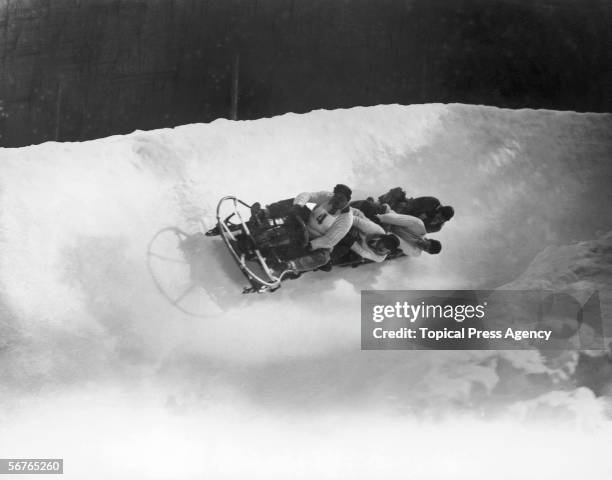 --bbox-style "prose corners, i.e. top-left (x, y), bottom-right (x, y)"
top-left (349, 209), bottom-right (400, 263)
top-left (376, 210), bottom-right (441, 256)
top-left (293, 189), bottom-right (353, 251)
top-left (282, 184), bottom-right (354, 272)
